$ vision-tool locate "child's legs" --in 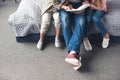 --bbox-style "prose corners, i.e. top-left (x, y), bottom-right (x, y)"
top-left (40, 12), bottom-right (52, 41)
top-left (84, 9), bottom-right (94, 38)
top-left (92, 10), bottom-right (108, 37)
top-left (53, 12), bottom-right (61, 39)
